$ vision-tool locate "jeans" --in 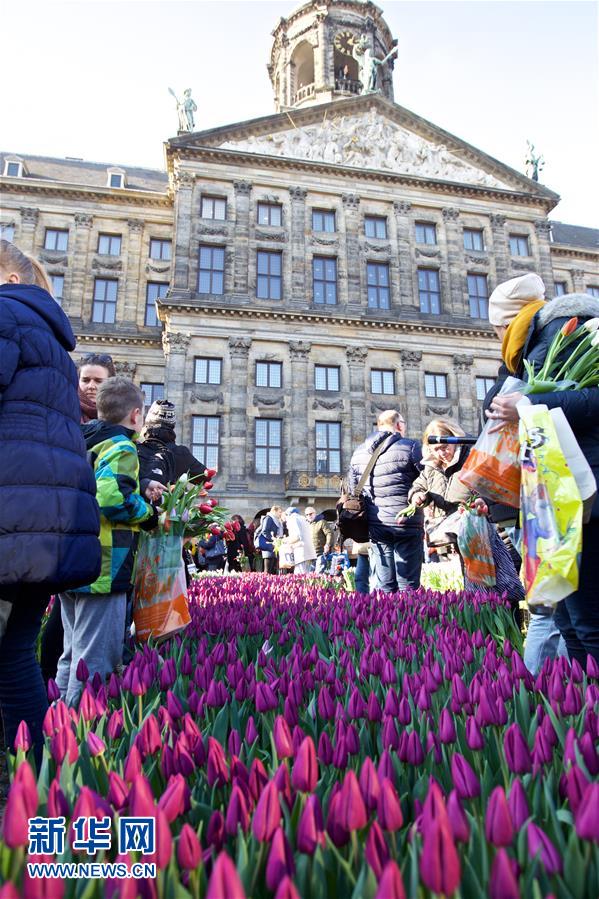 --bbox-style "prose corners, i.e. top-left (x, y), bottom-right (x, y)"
top-left (524, 612), bottom-right (567, 675)
top-left (0, 587), bottom-right (49, 769)
top-left (355, 554), bottom-right (370, 593)
top-left (57, 591), bottom-right (126, 706)
top-left (553, 519), bottom-right (599, 667)
top-left (369, 533), bottom-right (423, 593)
